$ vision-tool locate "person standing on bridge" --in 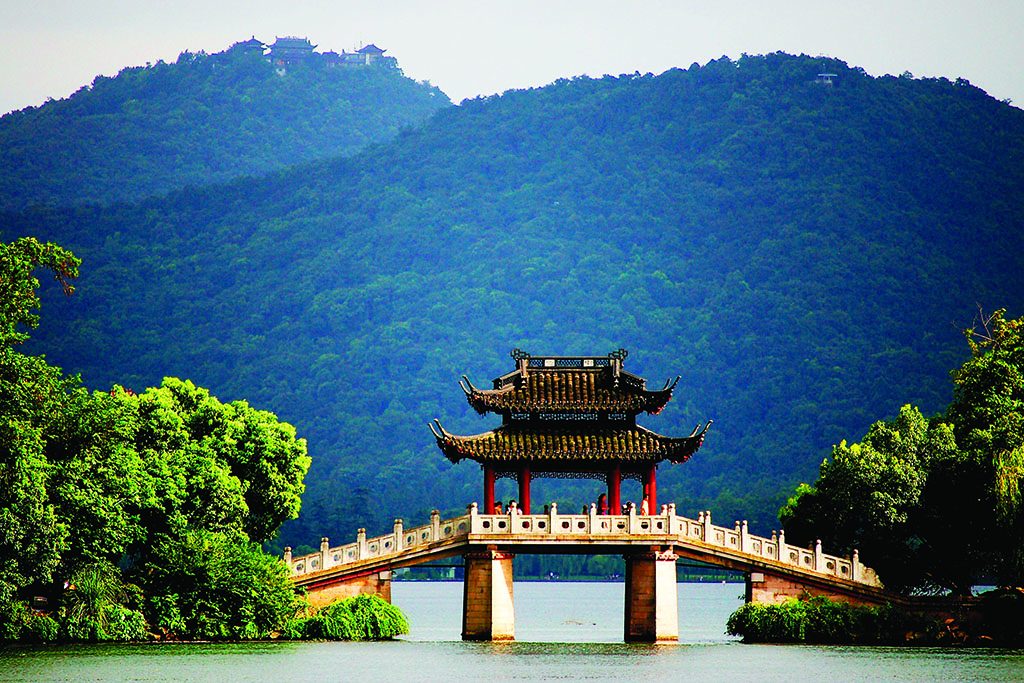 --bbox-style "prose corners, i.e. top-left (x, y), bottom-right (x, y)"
top-left (508, 500), bottom-right (519, 515)
top-left (494, 501), bottom-right (503, 514)
top-left (598, 493), bottom-right (609, 515)
top-left (640, 497), bottom-right (650, 515)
